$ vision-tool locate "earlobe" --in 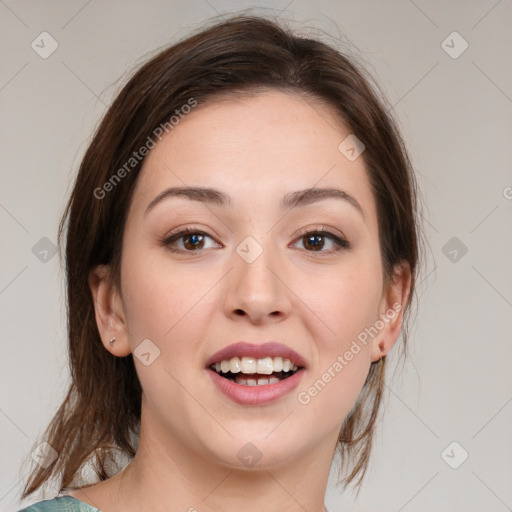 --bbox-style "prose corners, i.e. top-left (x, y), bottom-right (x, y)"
top-left (88, 264), bottom-right (132, 357)
top-left (370, 262), bottom-right (412, 362)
